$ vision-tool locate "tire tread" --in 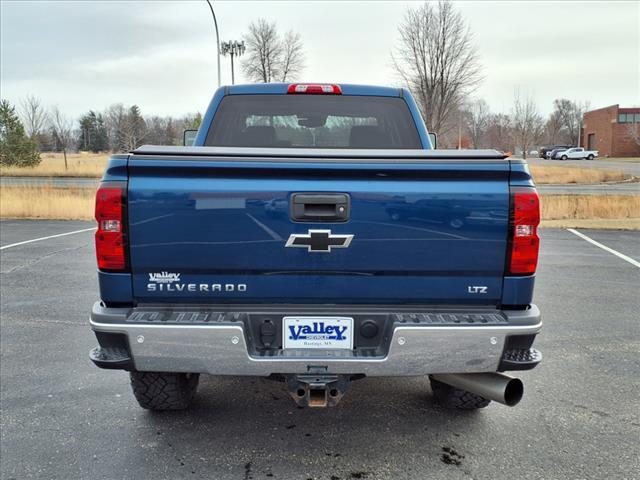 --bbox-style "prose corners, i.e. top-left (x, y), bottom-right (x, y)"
top-left (130, 371), bottom-right (199, 410)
